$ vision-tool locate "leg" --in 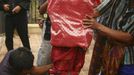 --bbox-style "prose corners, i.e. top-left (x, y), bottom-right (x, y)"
top-left (73, 48), bottom-right (86, 73)
top-left (50, 47), bottom-right (85, 75)
top-left (5, 16), bottom-right (15, 51)
top-left (37, 40), bottom-right (52, 75)
top-left (0, 11), bottom-right (5, 34)
top-left (37, 37), bottom-right (52, 65)
top-left (16, 14), bottom-right (31, 49)
top-left (37, 25), bottom-right (52, 75)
